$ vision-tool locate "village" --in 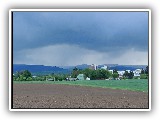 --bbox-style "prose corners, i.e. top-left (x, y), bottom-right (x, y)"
top-left (43, 64), bottom-right (148, 81)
